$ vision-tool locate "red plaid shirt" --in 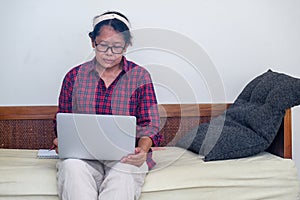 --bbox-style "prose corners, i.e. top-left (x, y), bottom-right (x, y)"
top-left (56, 57), bottom-right (161, 169)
